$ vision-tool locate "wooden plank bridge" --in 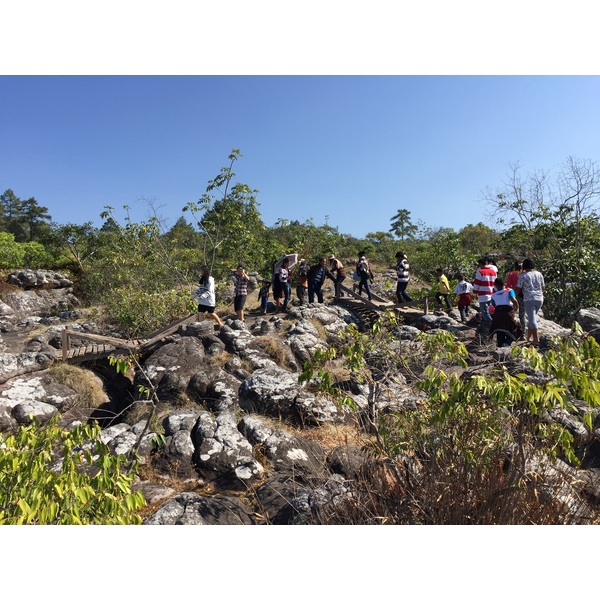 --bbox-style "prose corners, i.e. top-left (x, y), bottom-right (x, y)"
top-left (59, 313), bottom-right (201, 363)
top-left (338, 284), bottom-right (433, 315)
top-left (57, 290), bottom-right (433, 364)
